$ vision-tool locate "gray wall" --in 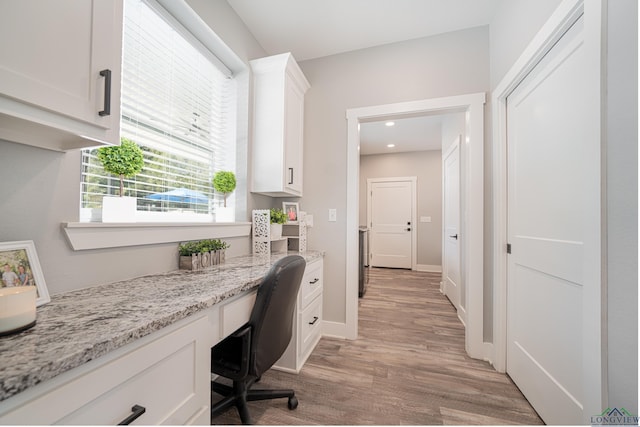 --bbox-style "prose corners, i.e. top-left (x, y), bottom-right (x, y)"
top-left (0, 0), bottom-right (267, 295)
top-left (359, 150), bottom-right (442, 268)
top-left (299, 26), bottom-right (490, 324)
top-left (604, 0), bottom-right (638, 413)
